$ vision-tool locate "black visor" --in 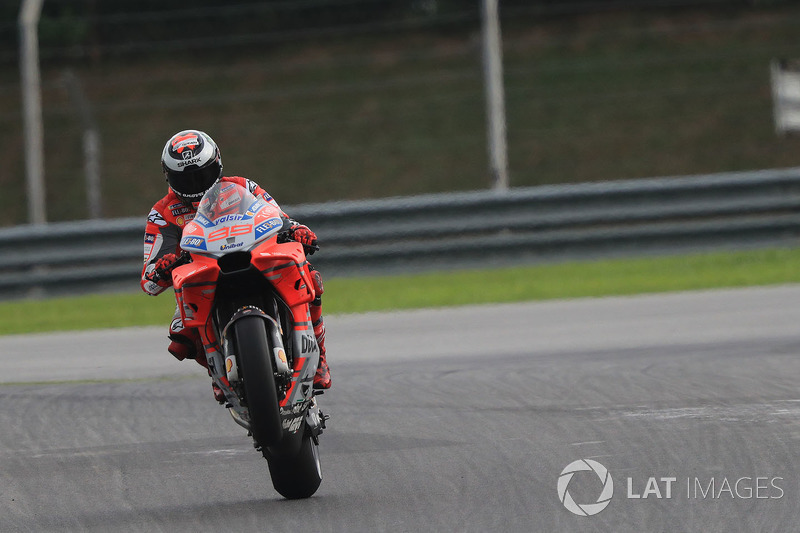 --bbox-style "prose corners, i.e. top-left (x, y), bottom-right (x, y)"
top-left (167, 161), bottom-right (221, 199)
